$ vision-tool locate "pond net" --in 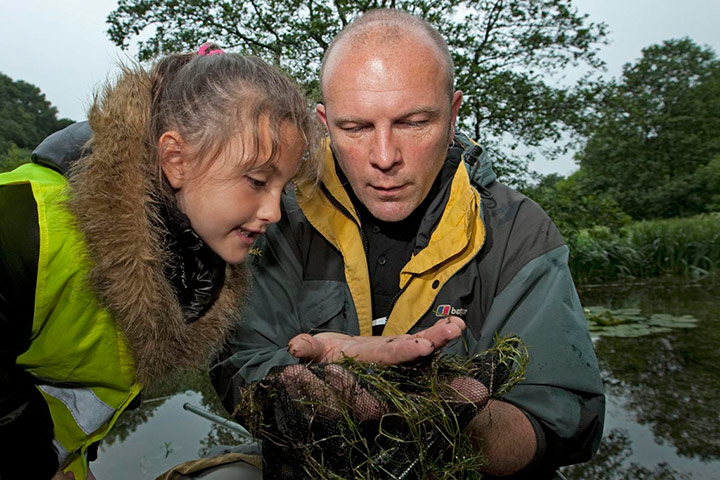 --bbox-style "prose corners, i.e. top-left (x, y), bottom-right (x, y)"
top-left (235, 336), bottom-right (527, 479)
